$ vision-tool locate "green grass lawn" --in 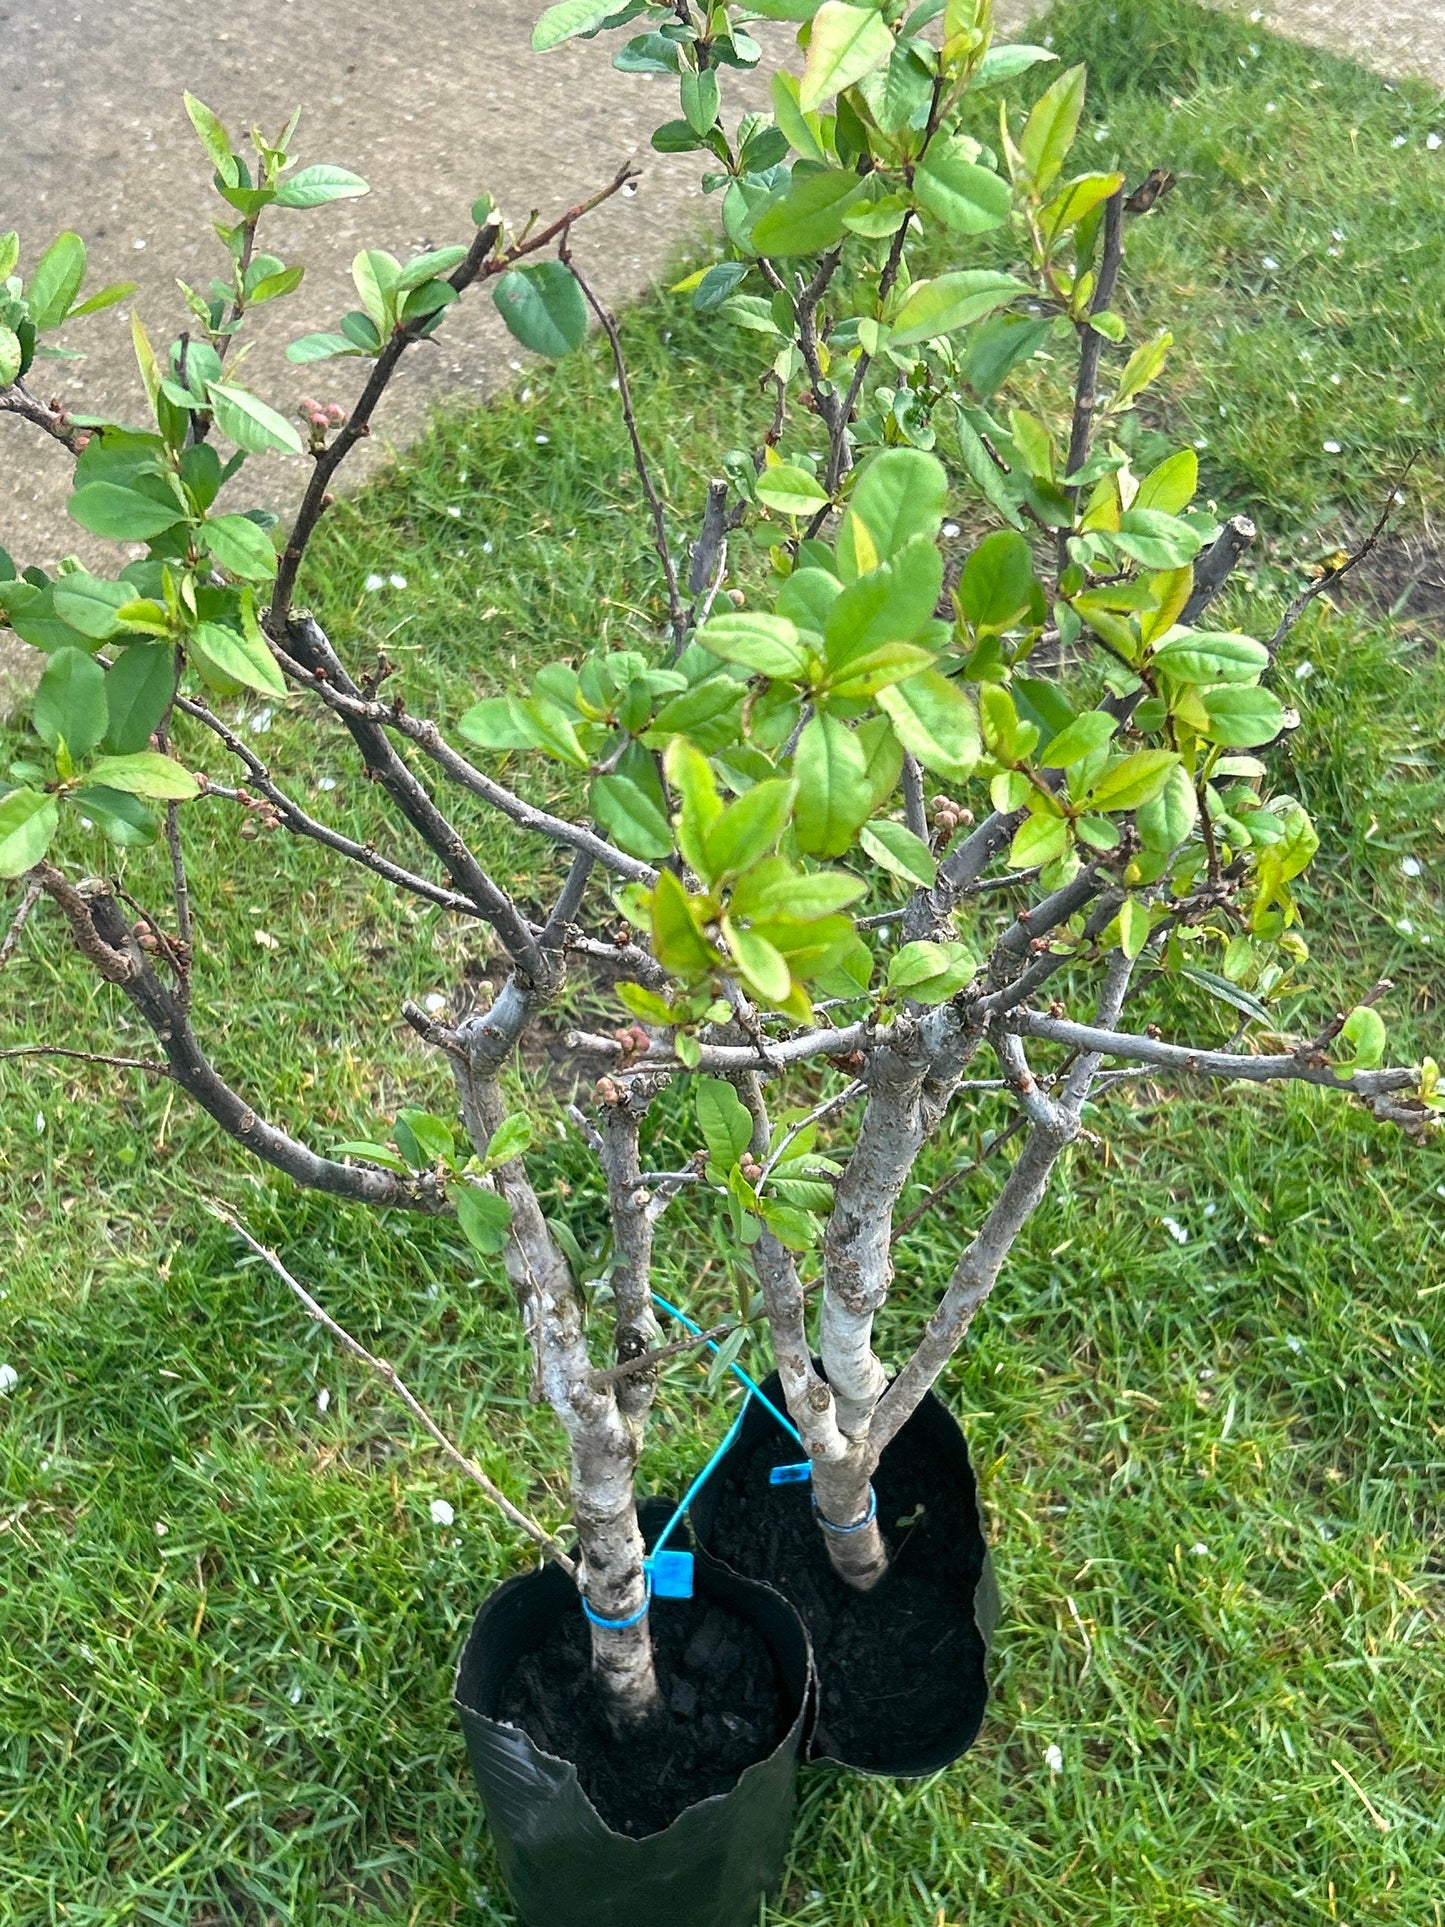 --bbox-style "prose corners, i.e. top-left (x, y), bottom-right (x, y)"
top-left (3, 1), bottom-right (1444, 1920)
